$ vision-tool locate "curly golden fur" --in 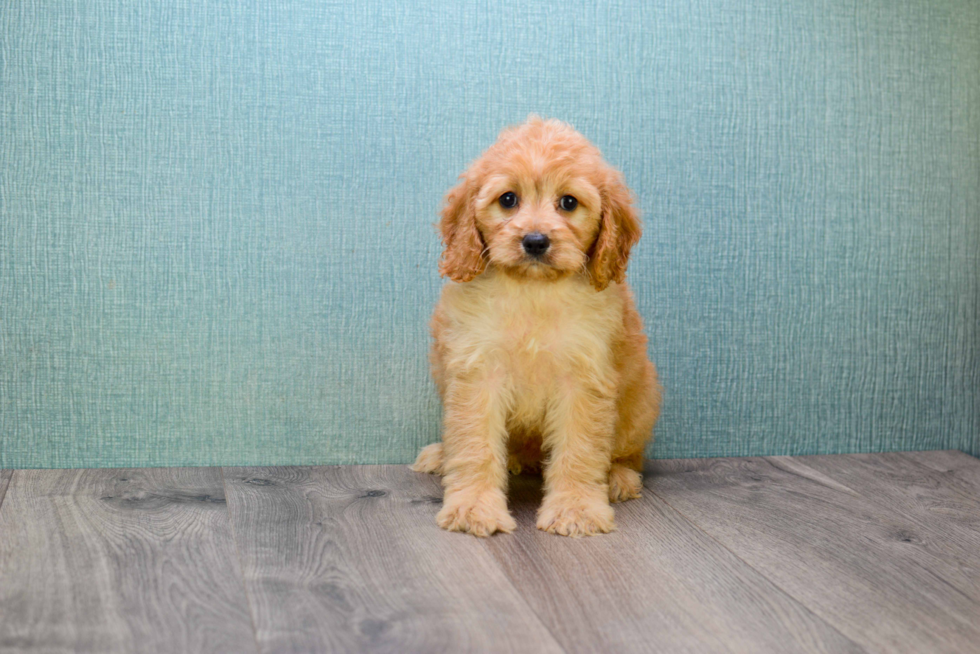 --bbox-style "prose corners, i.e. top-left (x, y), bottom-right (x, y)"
top-left (412, 117), bottom-right (661, 537)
